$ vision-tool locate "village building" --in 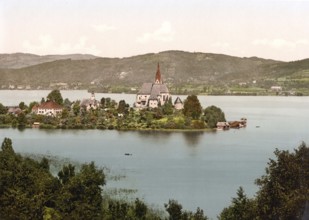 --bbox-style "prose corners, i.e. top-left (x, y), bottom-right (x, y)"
top-left (134, 63), bottom-right (171, 109)
top-left (80, 92), bottom-right (100, 111)
top-left (32, 101), bottom-right (63, 116)
top-left (216, 122), bottom-right (230, 130)
top-left (7, 106), bottom-right (22, 115)
top-left (271, 86), bottom-right (282, 91)
top-left (174, 97), bottom-right (183, 110)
